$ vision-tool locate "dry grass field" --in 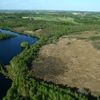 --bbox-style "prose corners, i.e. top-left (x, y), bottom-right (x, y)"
top-left (32, 36), bottom-right (100, 96)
